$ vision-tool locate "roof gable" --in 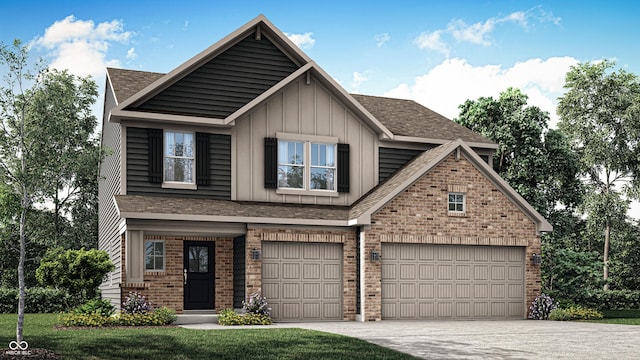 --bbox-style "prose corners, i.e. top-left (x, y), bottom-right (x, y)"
top-left (351, 139), bottom-right (552, 234)
top-left (129, 32), bottom-right (299, 118)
